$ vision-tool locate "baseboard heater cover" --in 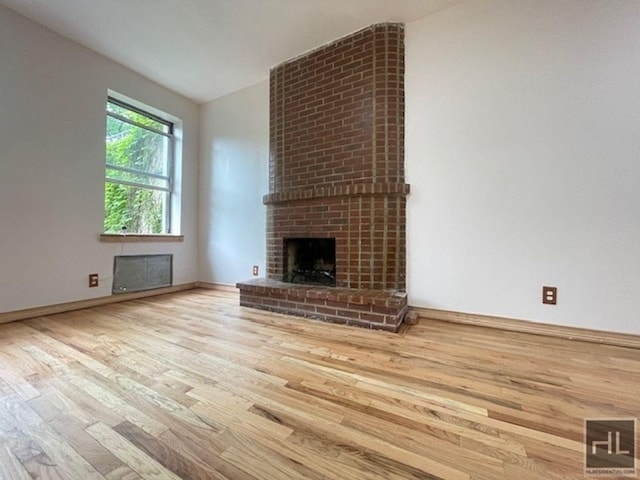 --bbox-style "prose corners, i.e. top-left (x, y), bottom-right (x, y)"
top-left (113, 254), bottom-right (173, 294)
